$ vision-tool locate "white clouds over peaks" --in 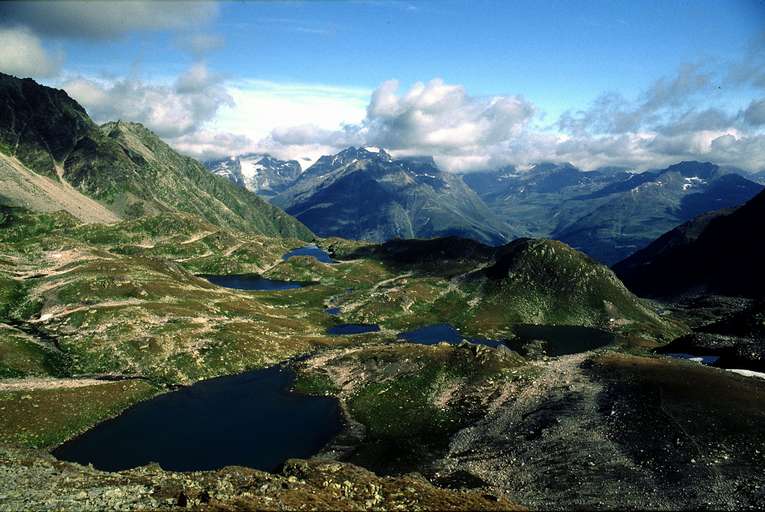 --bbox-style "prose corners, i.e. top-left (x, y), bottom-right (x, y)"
top-left (62, 63), bottom-right (232, 139)
top-left (0, 27), bottom-right (62, 79)
top-left (362, 79), bottom-right (535, 153)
